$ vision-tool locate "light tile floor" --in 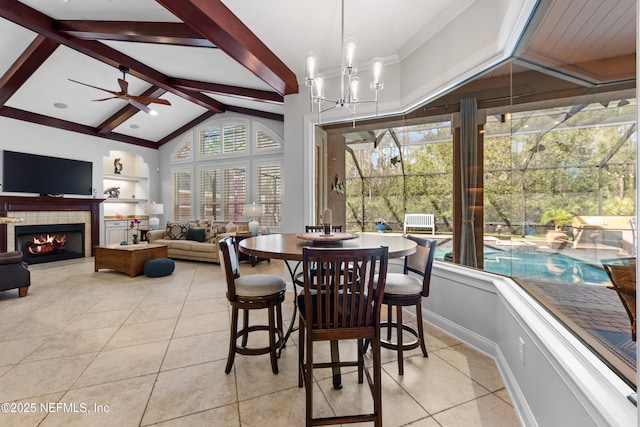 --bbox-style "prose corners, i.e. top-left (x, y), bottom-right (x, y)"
top-left (0, 258), bottom-right (521, 426)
